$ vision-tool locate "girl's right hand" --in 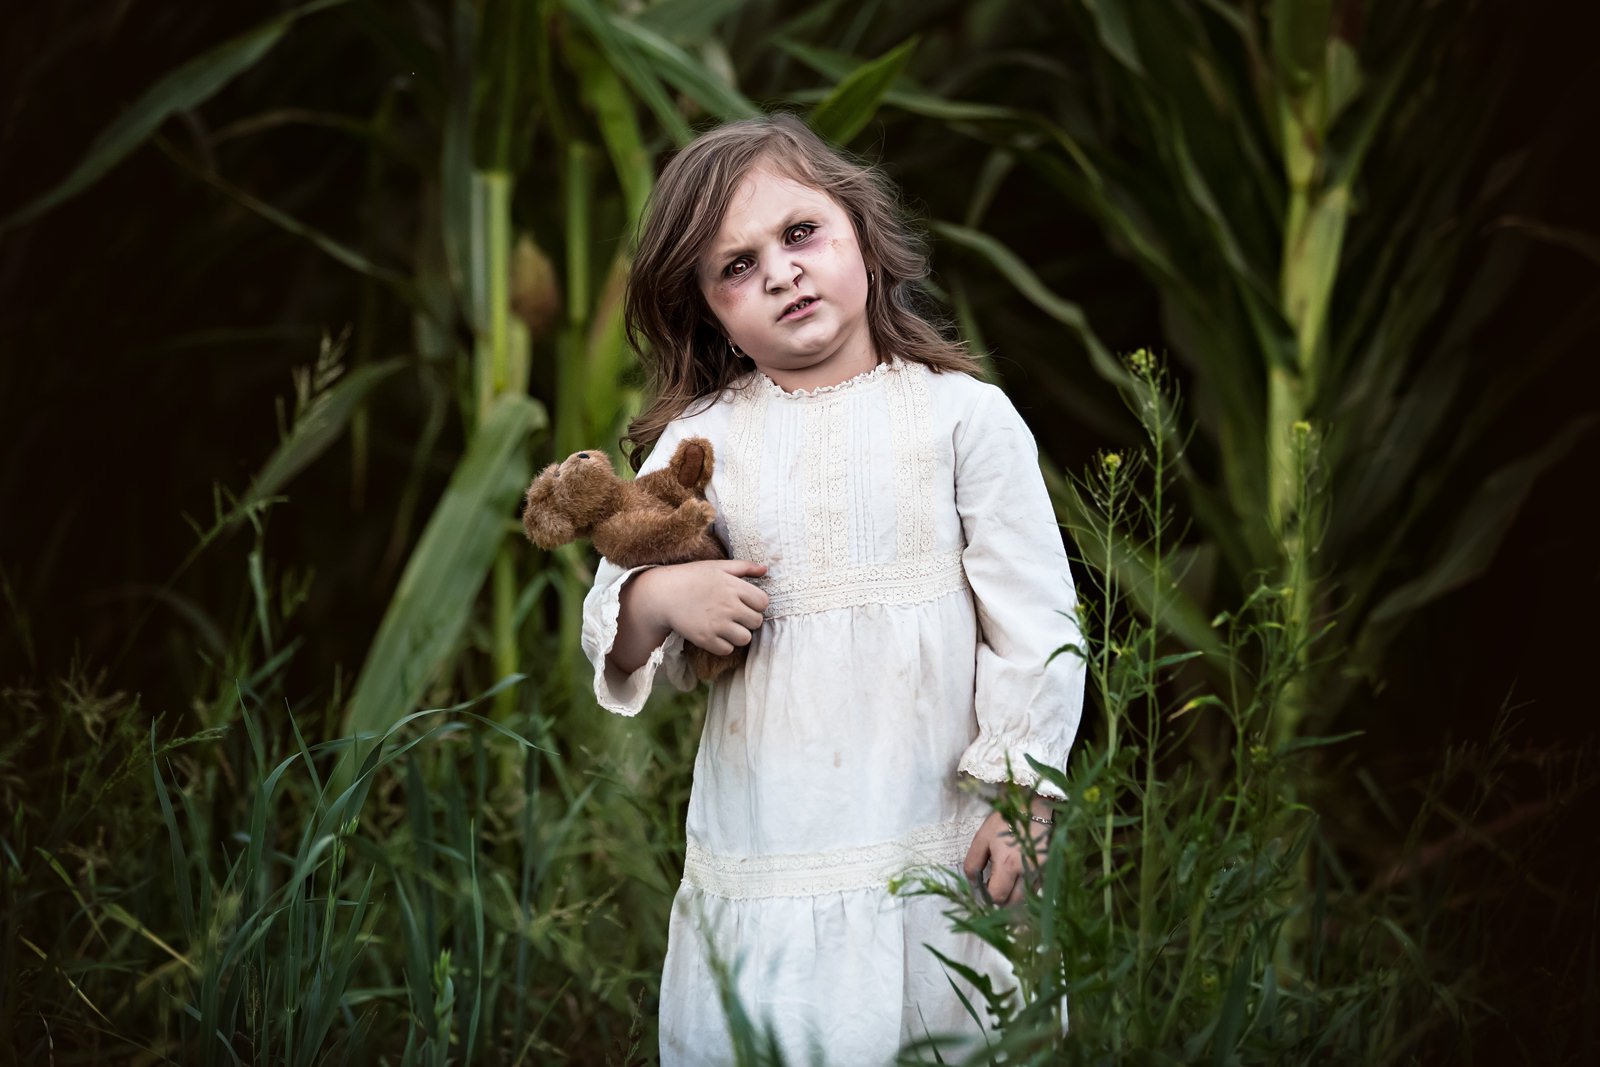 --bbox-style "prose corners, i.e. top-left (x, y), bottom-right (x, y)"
top-left (633, 559), bottom-right (769, 655)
